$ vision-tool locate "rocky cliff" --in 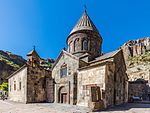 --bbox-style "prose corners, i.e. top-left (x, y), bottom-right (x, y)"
top-left (121, 37), bottom-right (150, 66)
top-left (0, 50), bottom-right (26, 82)
top-left (121, 37), bottom-right (150, 83)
